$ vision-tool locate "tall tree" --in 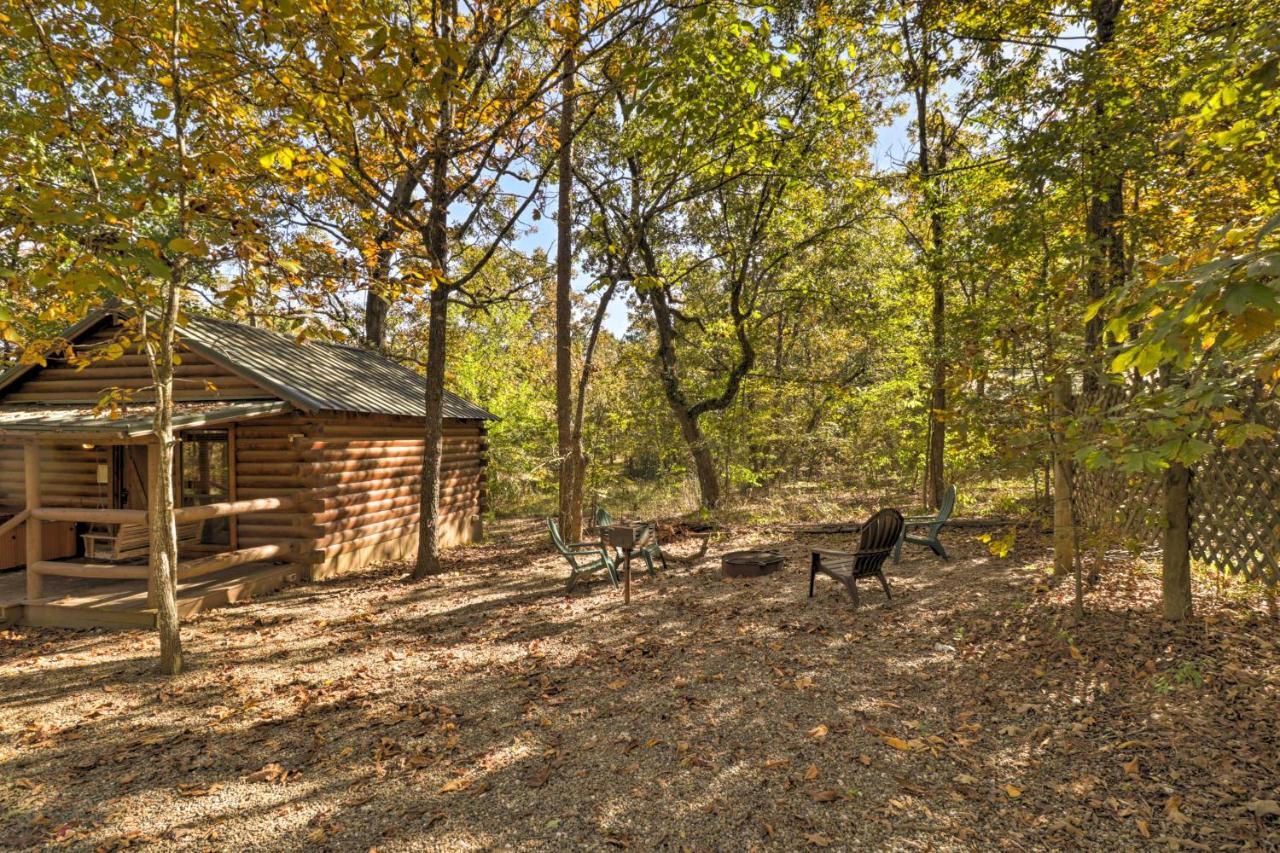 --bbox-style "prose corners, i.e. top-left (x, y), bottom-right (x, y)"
top-left (1, 0), bottom-right (269, 671)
